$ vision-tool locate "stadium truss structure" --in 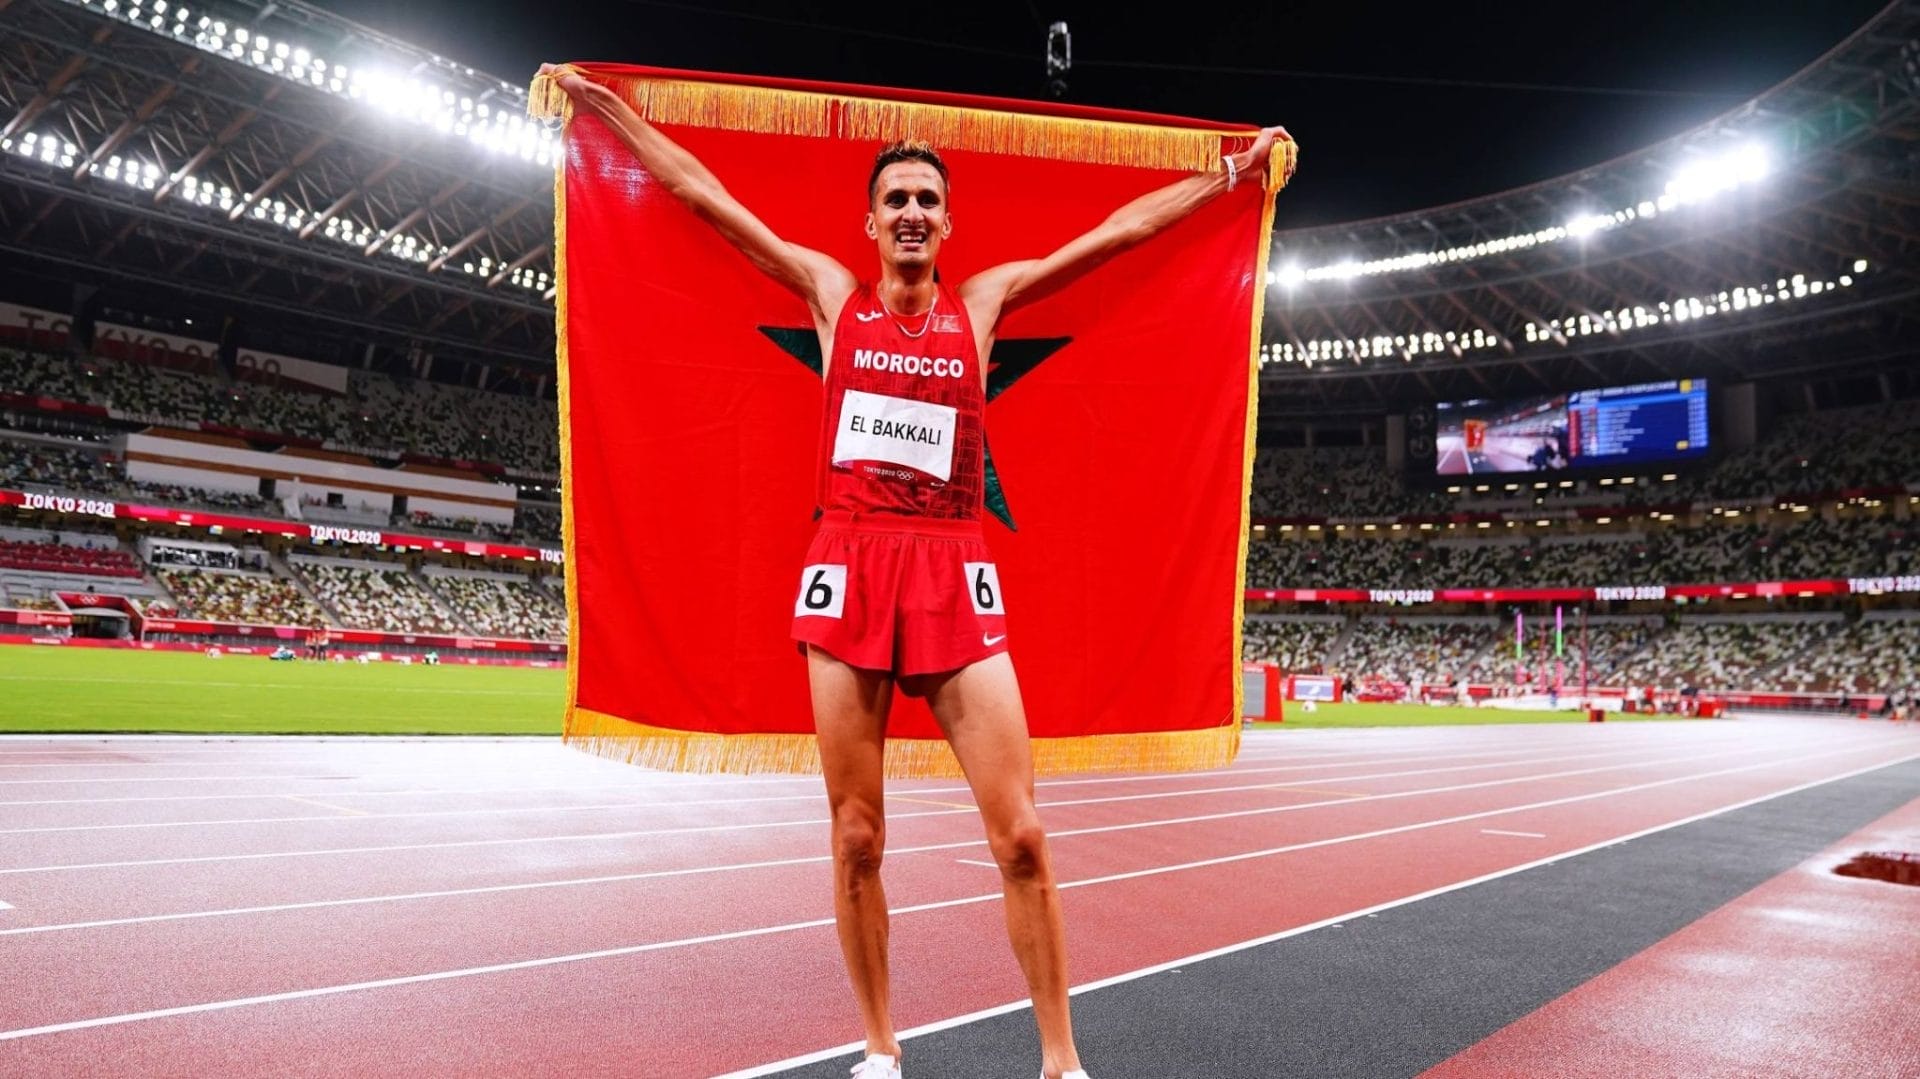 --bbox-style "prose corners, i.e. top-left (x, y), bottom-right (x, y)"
top-left (0, 0), bottom-right (556, 376)
top-left (0, 0), bottom-right (1915, 412)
